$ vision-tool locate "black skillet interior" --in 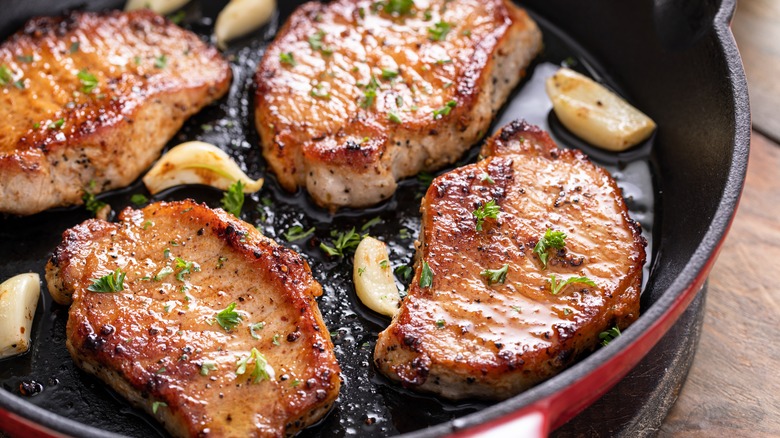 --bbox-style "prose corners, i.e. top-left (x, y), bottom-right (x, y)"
top-left (0, 0), bottom-right (748, 437)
